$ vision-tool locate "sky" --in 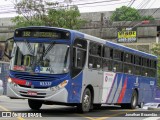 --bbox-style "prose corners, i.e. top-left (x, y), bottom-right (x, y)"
top-left (0, 0), bottom-right (160, 18)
